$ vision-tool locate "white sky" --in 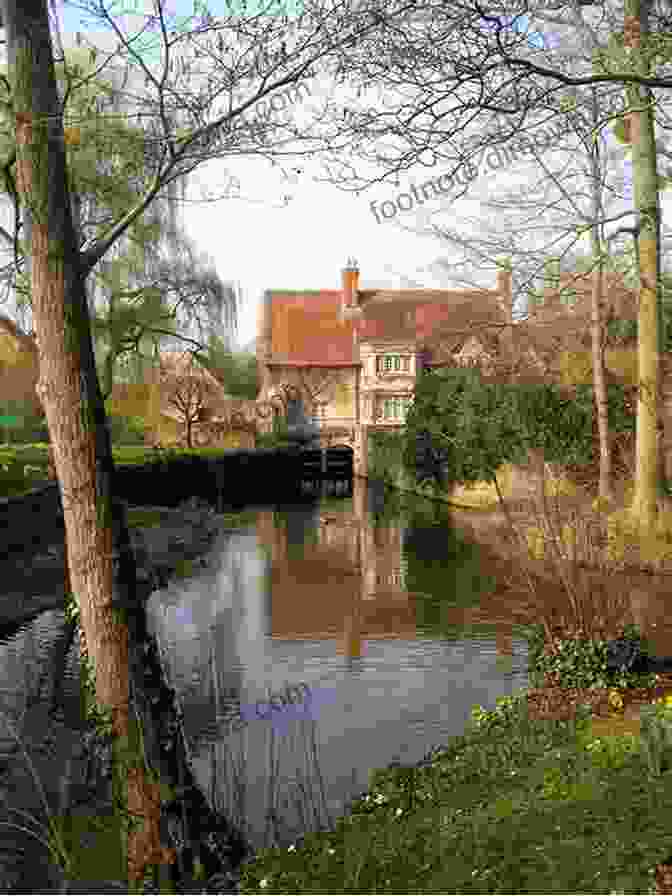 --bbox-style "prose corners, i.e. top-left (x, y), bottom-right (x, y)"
top-left (1, 2), bottom-right (657, 352)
